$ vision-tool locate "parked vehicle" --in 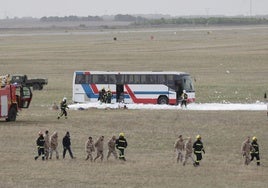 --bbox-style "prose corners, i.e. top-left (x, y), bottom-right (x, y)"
top-left (0, 84), bottom-right (32, 121)
top-left (11, 75), bottom-right (48, 90)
